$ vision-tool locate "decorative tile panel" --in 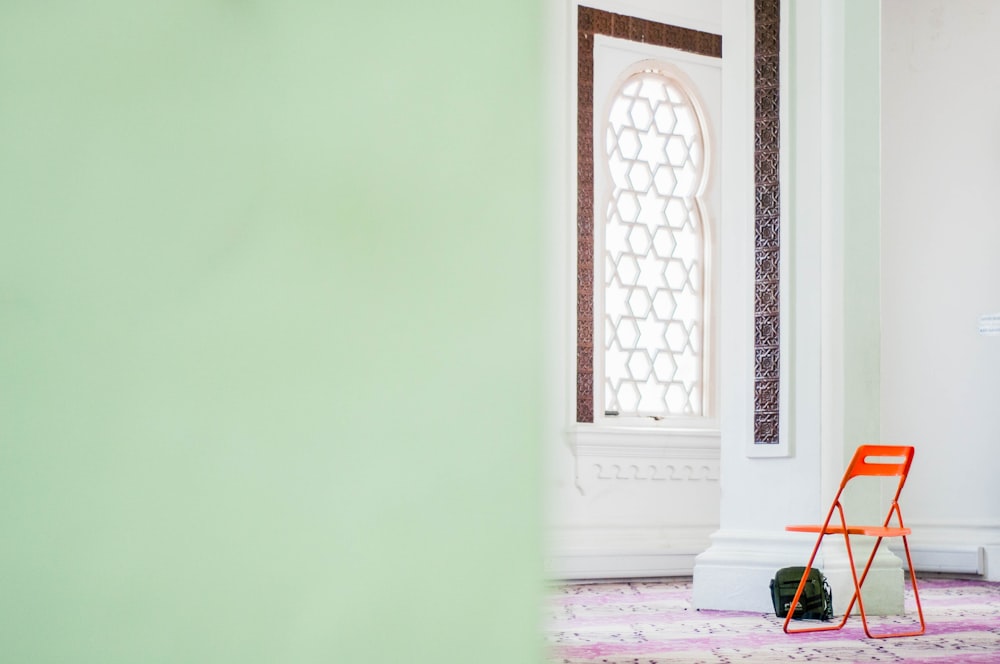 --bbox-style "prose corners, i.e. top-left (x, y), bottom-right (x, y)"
top-left (754, 0), bottom-right (781, 444)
